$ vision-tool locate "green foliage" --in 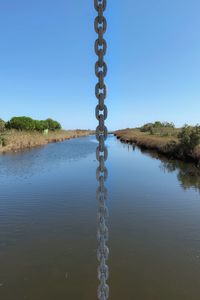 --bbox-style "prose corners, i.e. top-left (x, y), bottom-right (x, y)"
top-left (178, 124), bottom-right (200, 152)
top-left (6, 116), bottom-right (62, 132)
top-left (34, 120), bottom-right (48, 131)
top-left (0, 118), bottom-right (5, 132)
top-left (140, 121), bottom-right (175, 136)
top-left (45, 118), bottom-right (61, 130)
top-left (141, 121), bottom-right (175, 132)
top-left (140, 123), bottom-right (154, 132)
top-left (8, 117), bottom-right (35, 131)
top-left (154, 121), bottom-right (163, 128)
